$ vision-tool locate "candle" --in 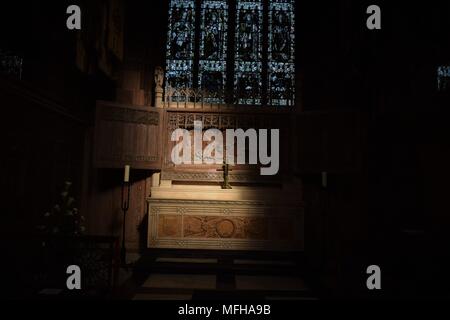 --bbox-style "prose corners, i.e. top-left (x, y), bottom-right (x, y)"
top-left (321, 171), bottom-right (327, 188)
top-left (124, 165), bottom-right (130, 183)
